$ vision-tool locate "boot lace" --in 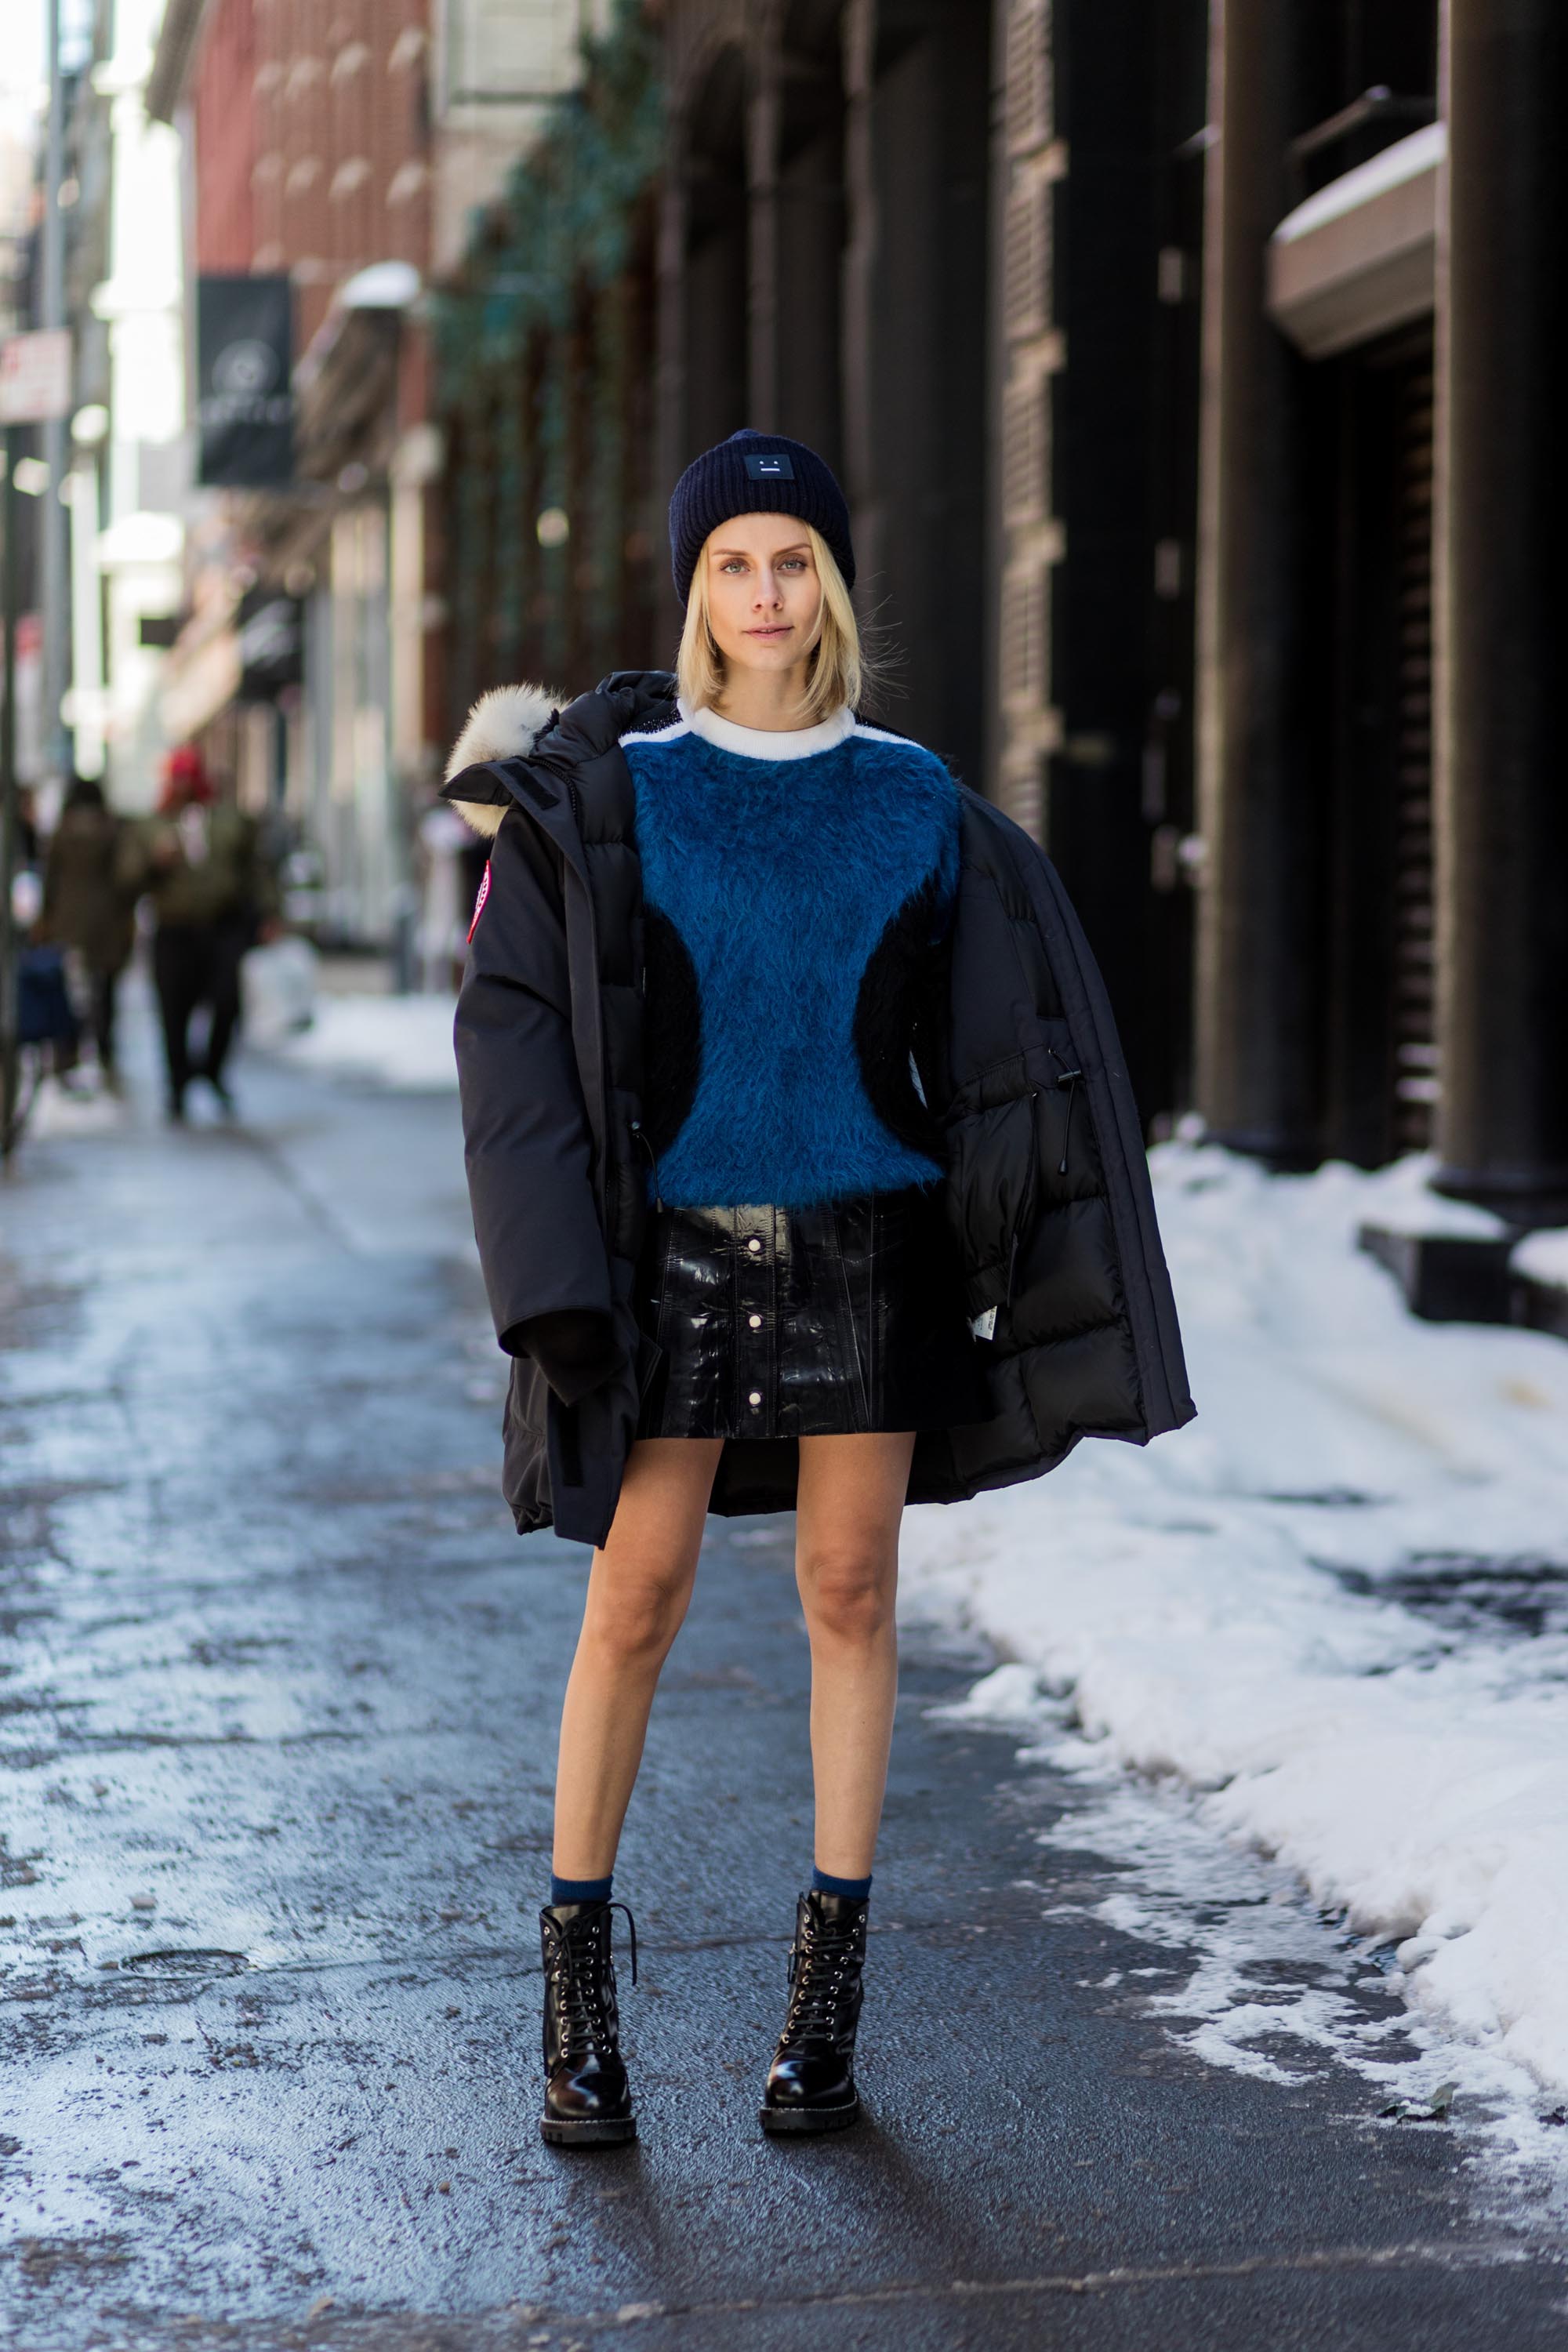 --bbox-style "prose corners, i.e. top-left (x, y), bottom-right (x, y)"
top-left (779, 1914), bottom-right (861, 2053)
top-left (544, 1901), bottom-right (637, 2056)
